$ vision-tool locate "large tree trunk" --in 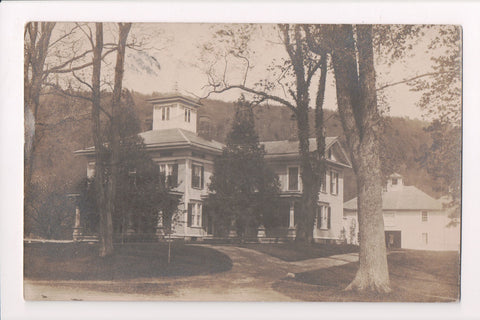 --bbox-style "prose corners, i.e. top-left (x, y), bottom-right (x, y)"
top-left (331, 25), bottom-right (390, 293)
top-left (24, 22), bottom-right (55, 207)
top-left (90, 23), bottom-right (113, 257)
